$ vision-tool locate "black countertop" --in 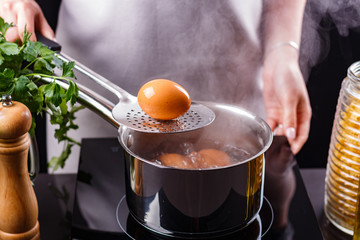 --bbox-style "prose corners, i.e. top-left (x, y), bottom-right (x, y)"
top-left (32, 138), bottom-right (353, 240)
top-left (35, 173), bottom-right (76, 240)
